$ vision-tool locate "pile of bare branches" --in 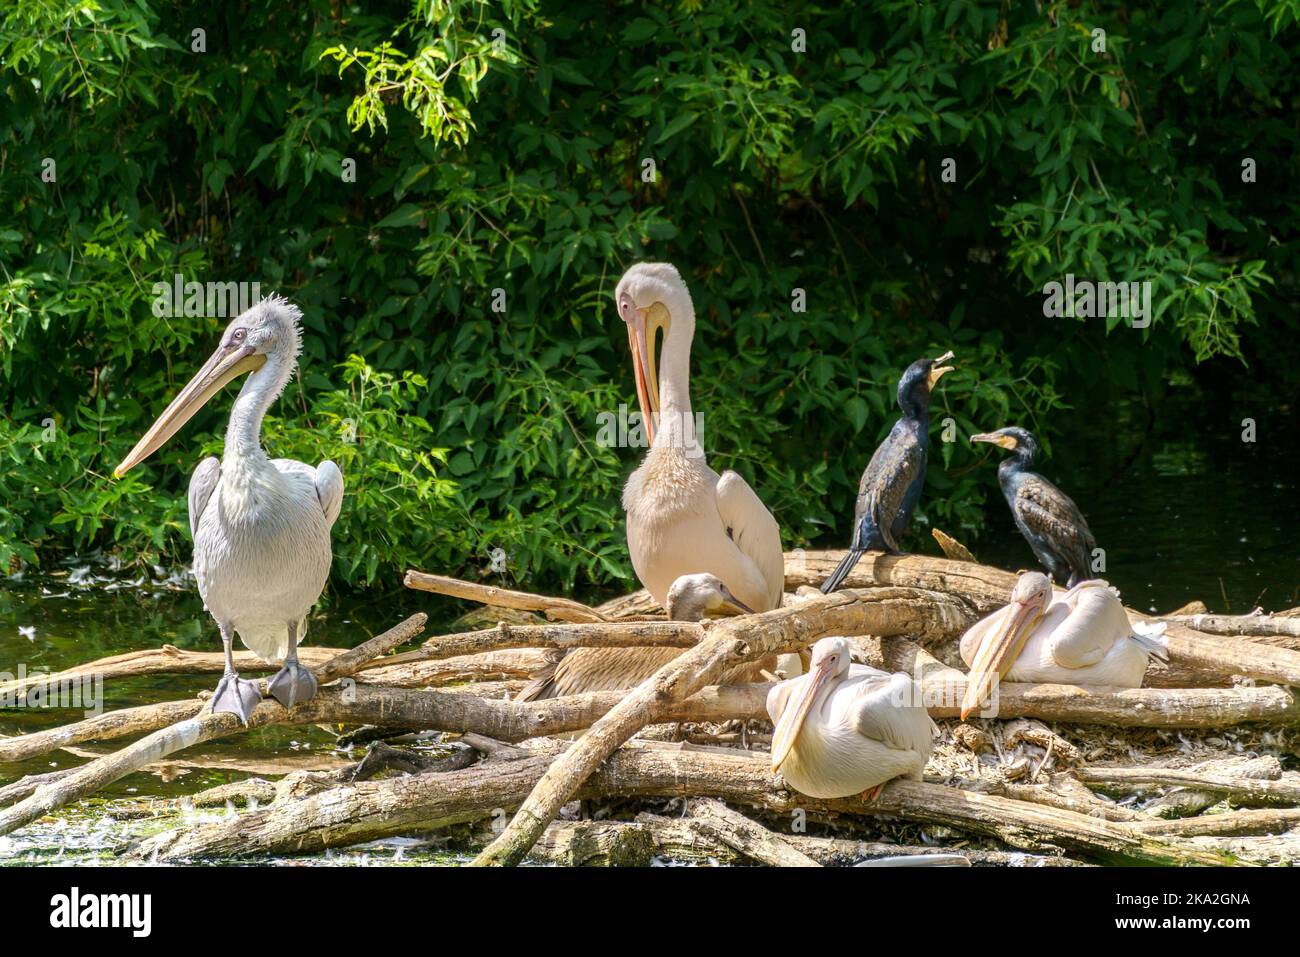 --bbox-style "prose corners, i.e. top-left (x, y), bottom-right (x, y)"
top-left (4, 549), bottom-right (1300, 867)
